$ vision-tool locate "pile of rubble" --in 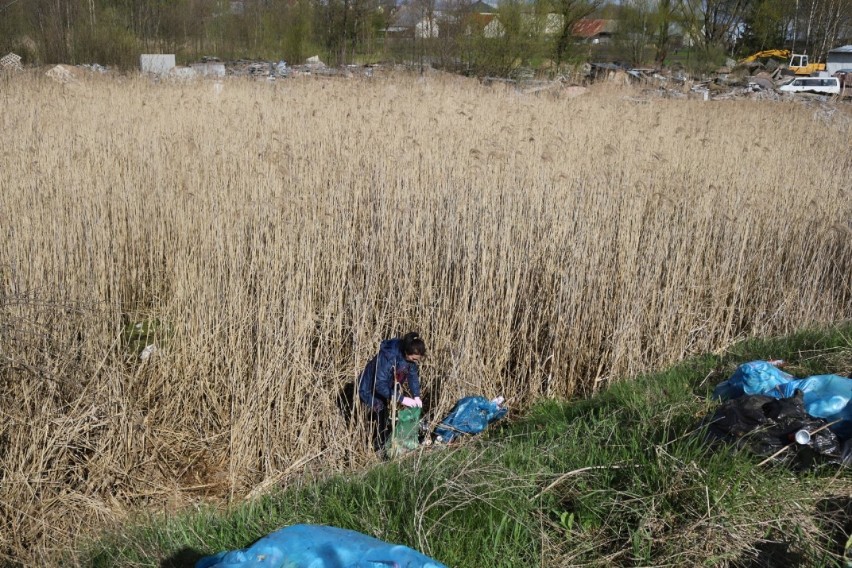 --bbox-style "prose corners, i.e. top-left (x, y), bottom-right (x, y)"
top-left (166, 55), bottom-right (378, 80)
top-left (578, 59), bottom-right (850, 103)
top-left (4, 48), bottom-right (848, 104)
